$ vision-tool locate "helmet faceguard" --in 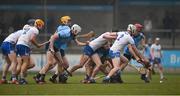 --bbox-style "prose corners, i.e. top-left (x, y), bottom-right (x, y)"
top-left (127, 24), bottom-right (136, 35)
top-left (71, 24), bottom-right (81, 35)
